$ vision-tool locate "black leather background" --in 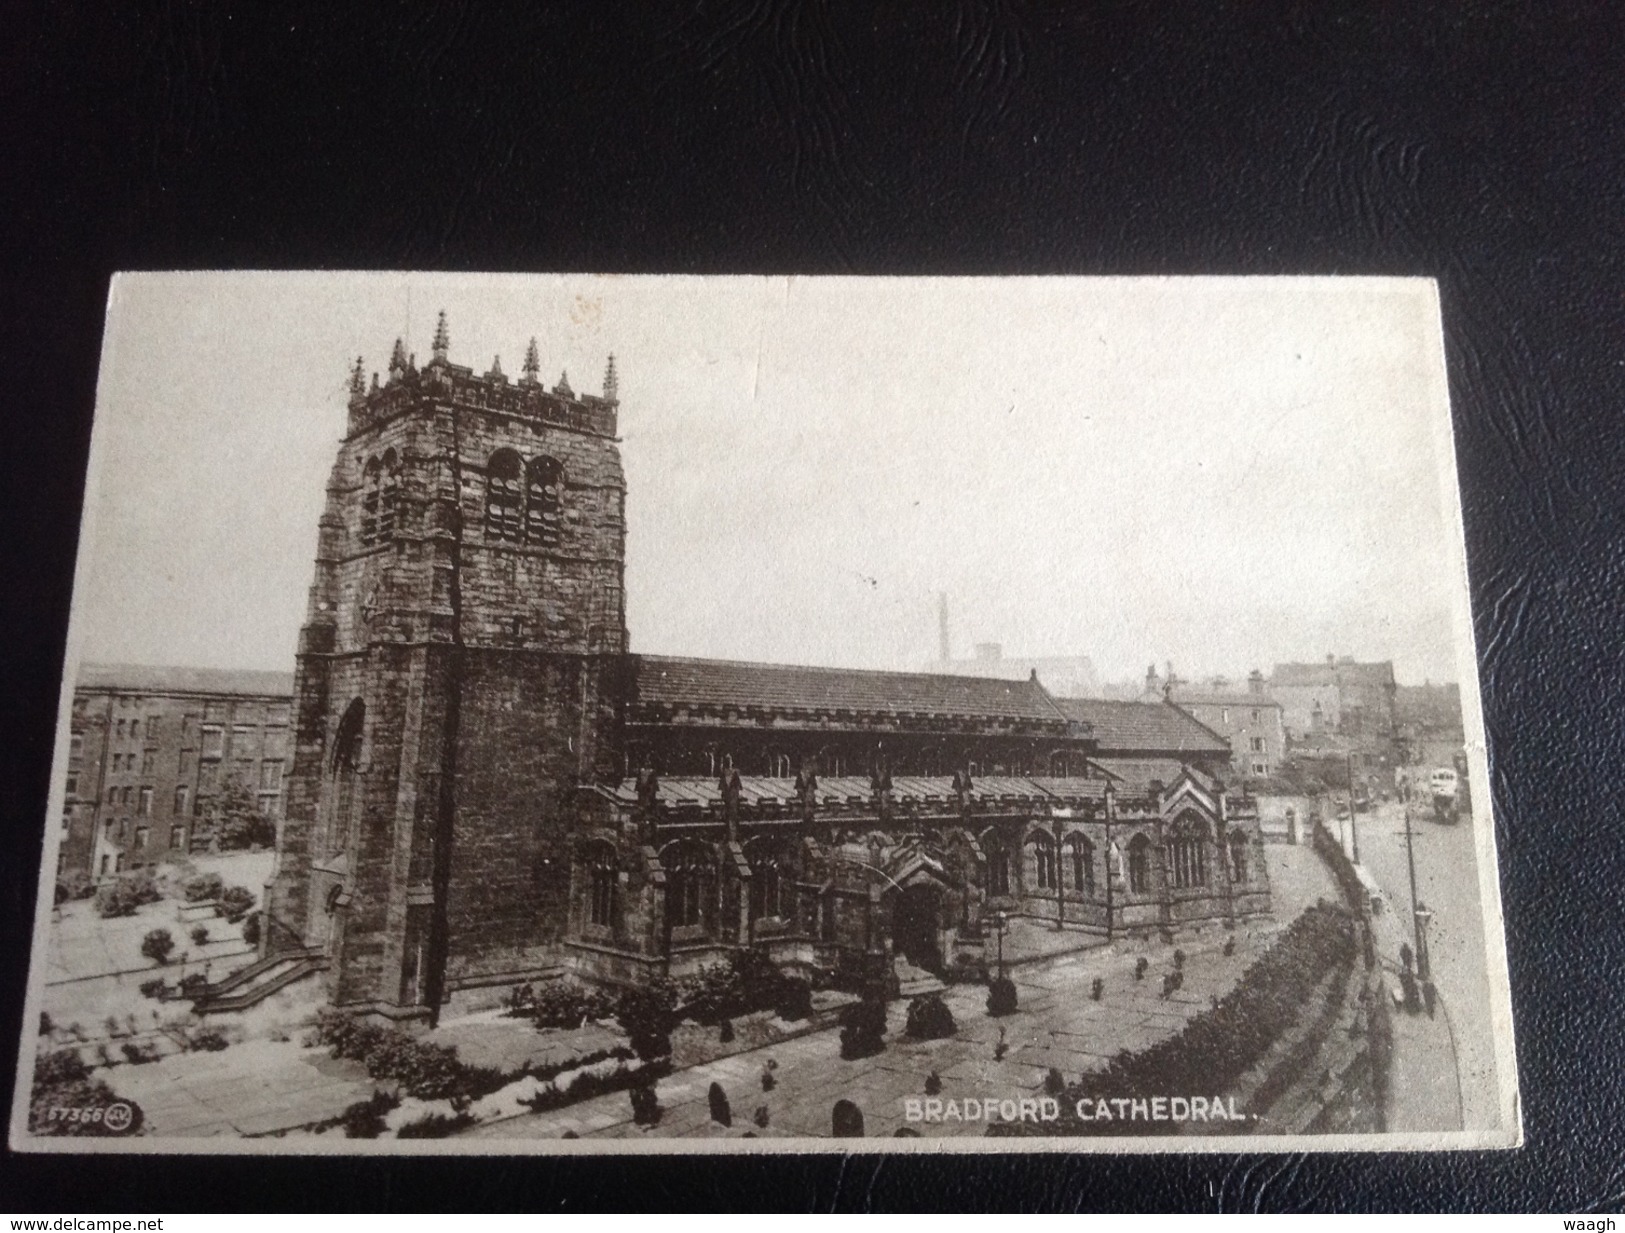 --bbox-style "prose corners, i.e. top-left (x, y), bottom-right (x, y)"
top-left (3, 0), bottom-right (1621, 1213)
